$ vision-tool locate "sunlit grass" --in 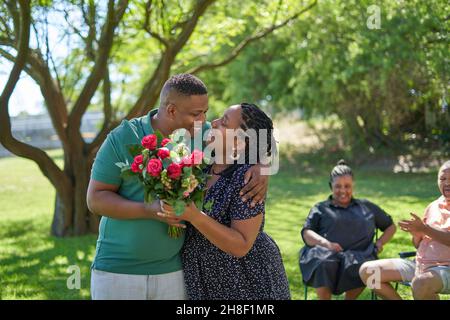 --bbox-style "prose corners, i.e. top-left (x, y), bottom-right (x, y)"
top-left (0, 150), bottom-right (96, 299)
top-left (0, 149), bottom-right (442, 299)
